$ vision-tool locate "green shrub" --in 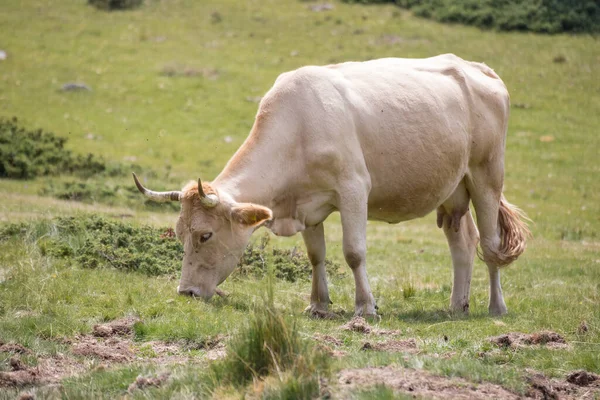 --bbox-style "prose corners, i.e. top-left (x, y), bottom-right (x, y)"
top-left (0, 117), bottom-right (112, 179)
top-left (0, 216), bottom-right (340, 281)
top-left (344, 0), bottom-right (600, 34)
top-left (39, 179), bottom-right (180, 212)
top-left (1, 215), bottom-right (183, 276)
top-left (88, 0), bottom-right (143, 11)
top-left (234, 234), bottom-right (345, 283)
